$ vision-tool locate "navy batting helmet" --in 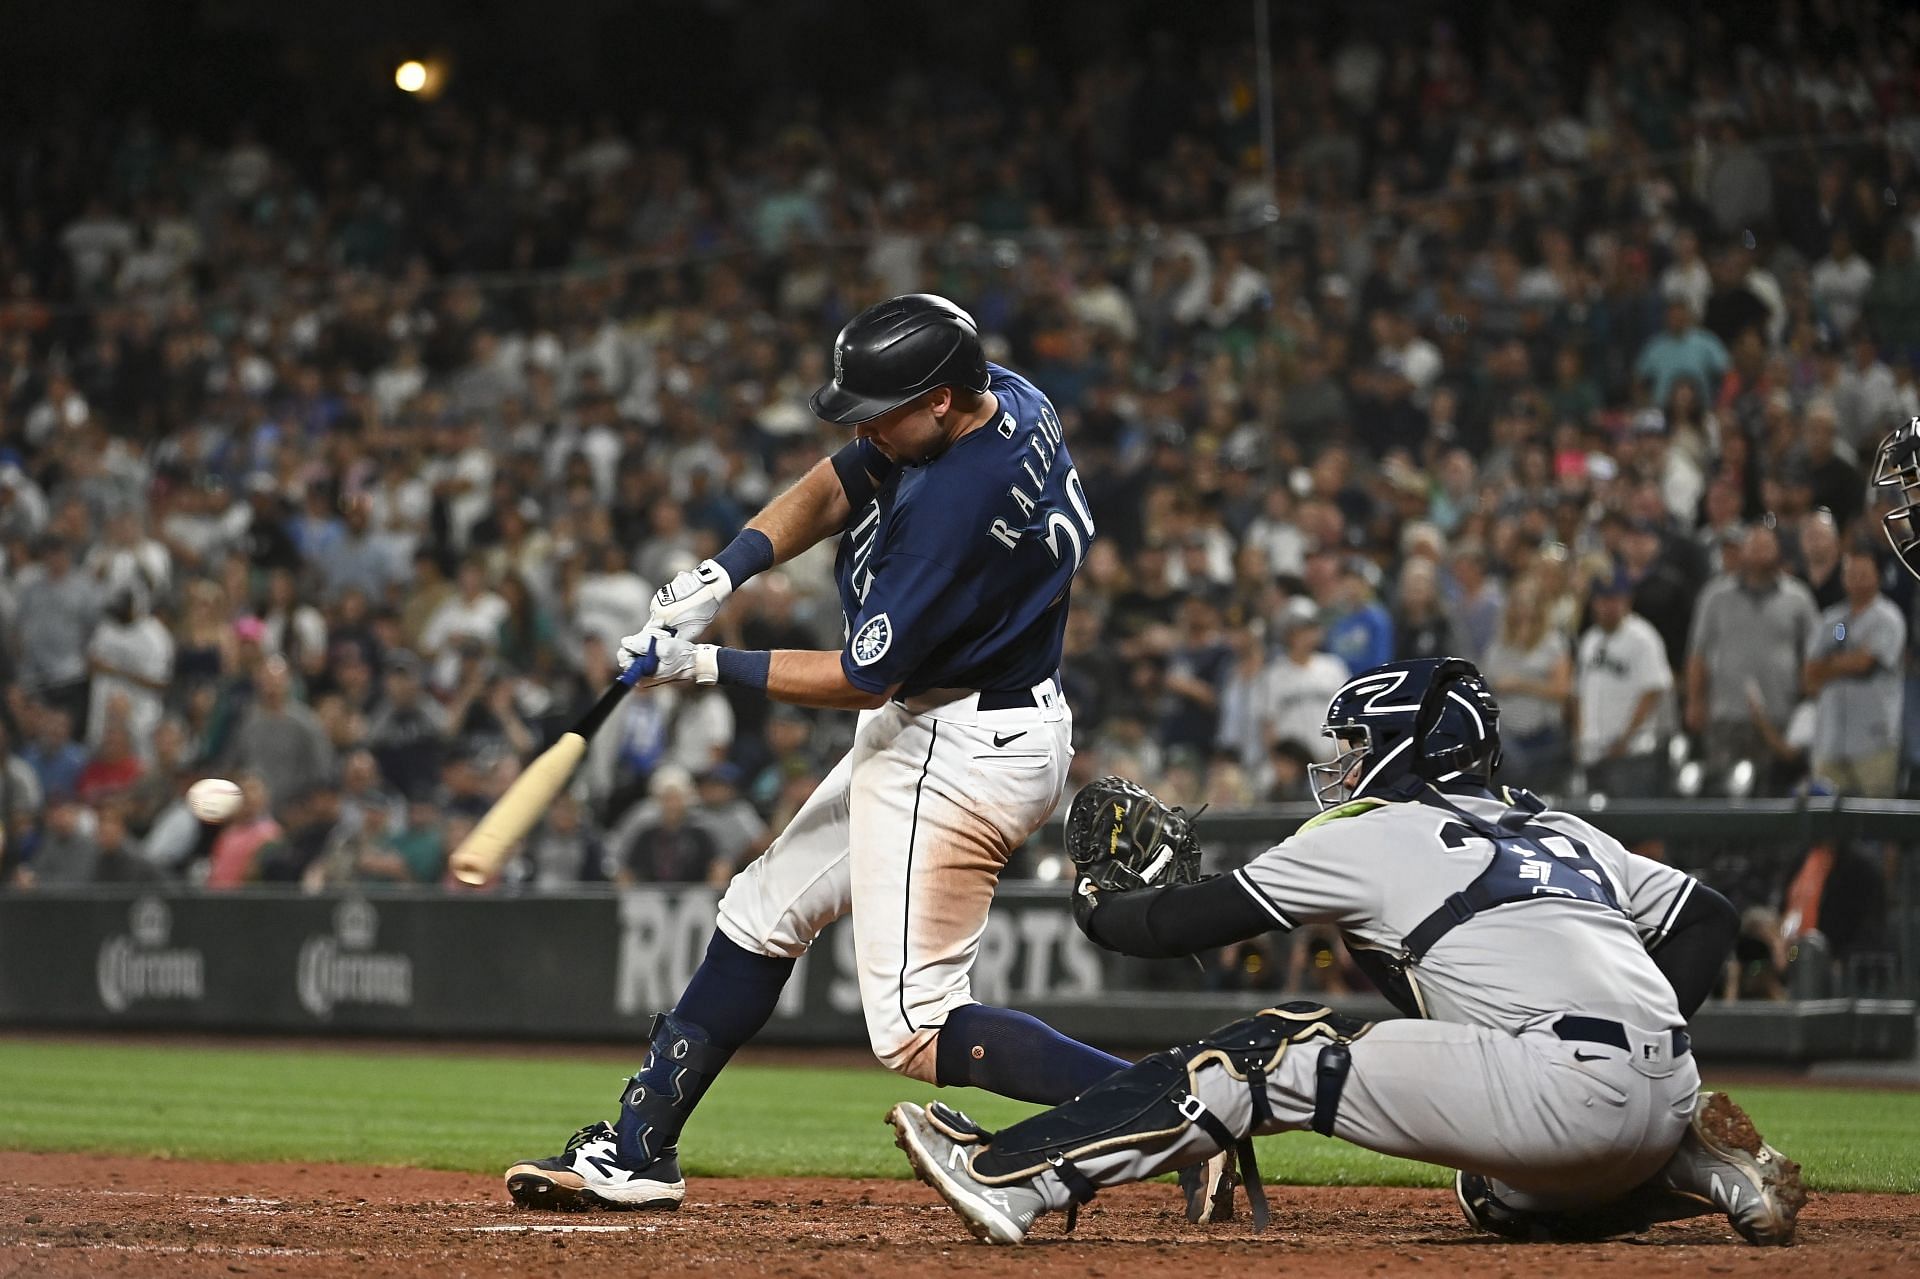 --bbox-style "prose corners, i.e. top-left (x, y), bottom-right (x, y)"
top-left (1308, 657), bottom-right (1502, 809)
top-left (809, 294), bottom-right (990, 426)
